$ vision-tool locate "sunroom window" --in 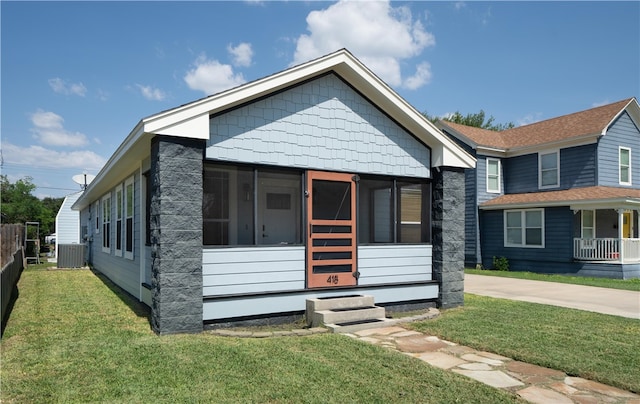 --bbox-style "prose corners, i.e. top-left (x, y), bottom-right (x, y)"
top-left (203, 164), bottom-right (301, 246)
top-left (358, 177), bottom-right (431, 244)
